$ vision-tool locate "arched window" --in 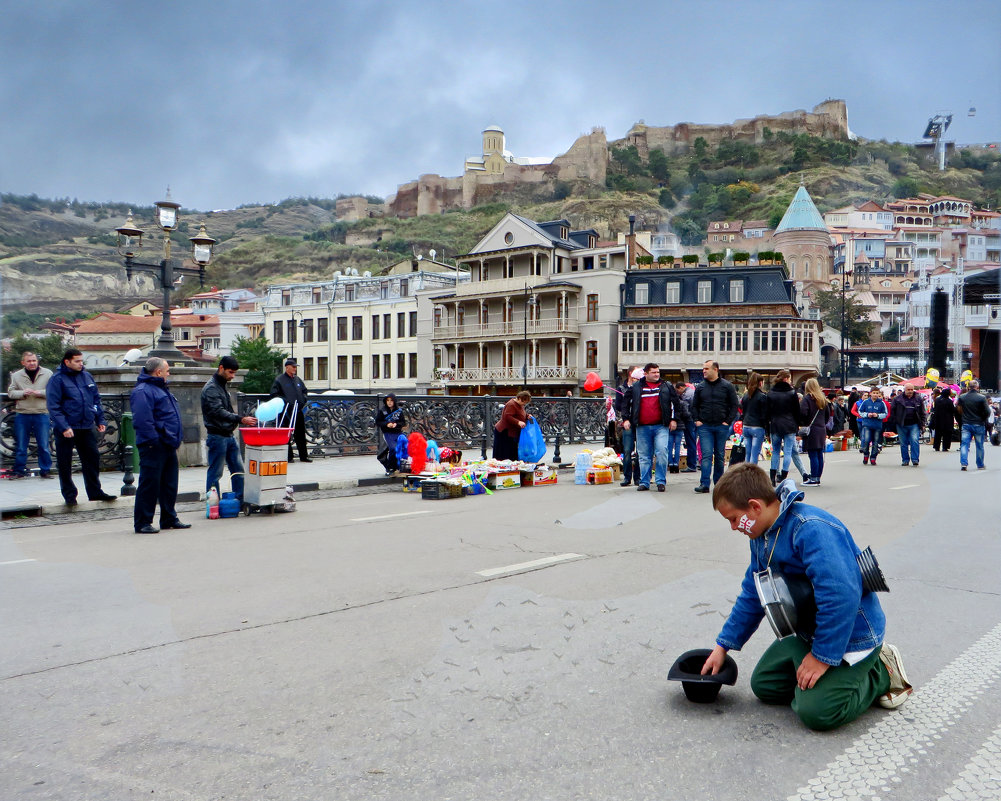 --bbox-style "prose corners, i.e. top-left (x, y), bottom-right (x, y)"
top-left (804, 259), bottom-right (811, 279)
top-left (788, 258), bottom-right (796, 277)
